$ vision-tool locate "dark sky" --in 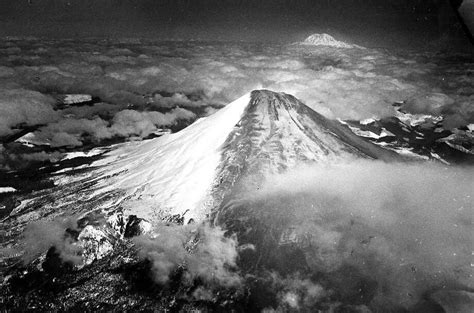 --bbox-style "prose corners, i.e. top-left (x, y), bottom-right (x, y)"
top-left (0, 0), bottom-right (470, 48)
